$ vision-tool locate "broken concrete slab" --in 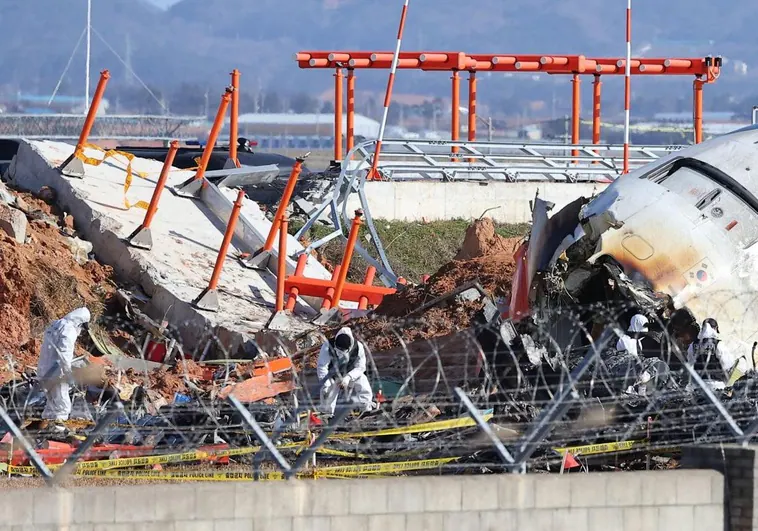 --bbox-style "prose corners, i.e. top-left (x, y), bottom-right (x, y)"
top-left (7, 140), bottom-right (334, 356)
top-left (0, 203), bottom-right (27, 243)
top-left (0, 182), bottom-right (15, 205)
